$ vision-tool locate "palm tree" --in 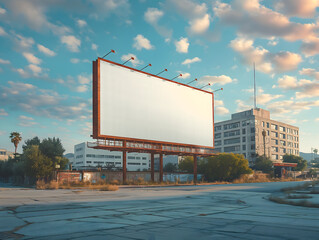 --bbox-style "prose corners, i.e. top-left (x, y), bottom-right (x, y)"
top-left (9, 132), bottom-right (22, 155)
